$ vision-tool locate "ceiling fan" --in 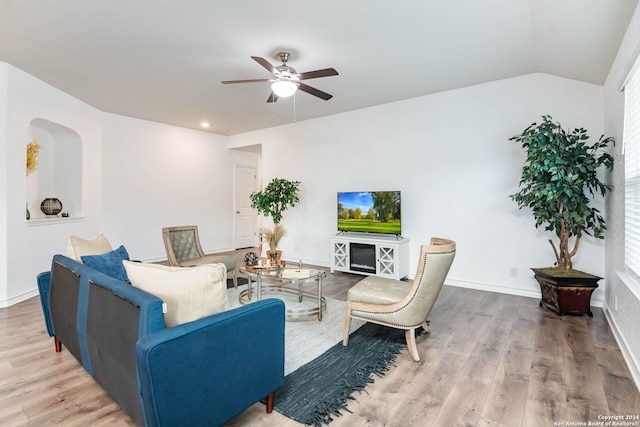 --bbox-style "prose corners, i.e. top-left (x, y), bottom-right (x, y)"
top-left (221, 52), bottom-right (338, 103)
